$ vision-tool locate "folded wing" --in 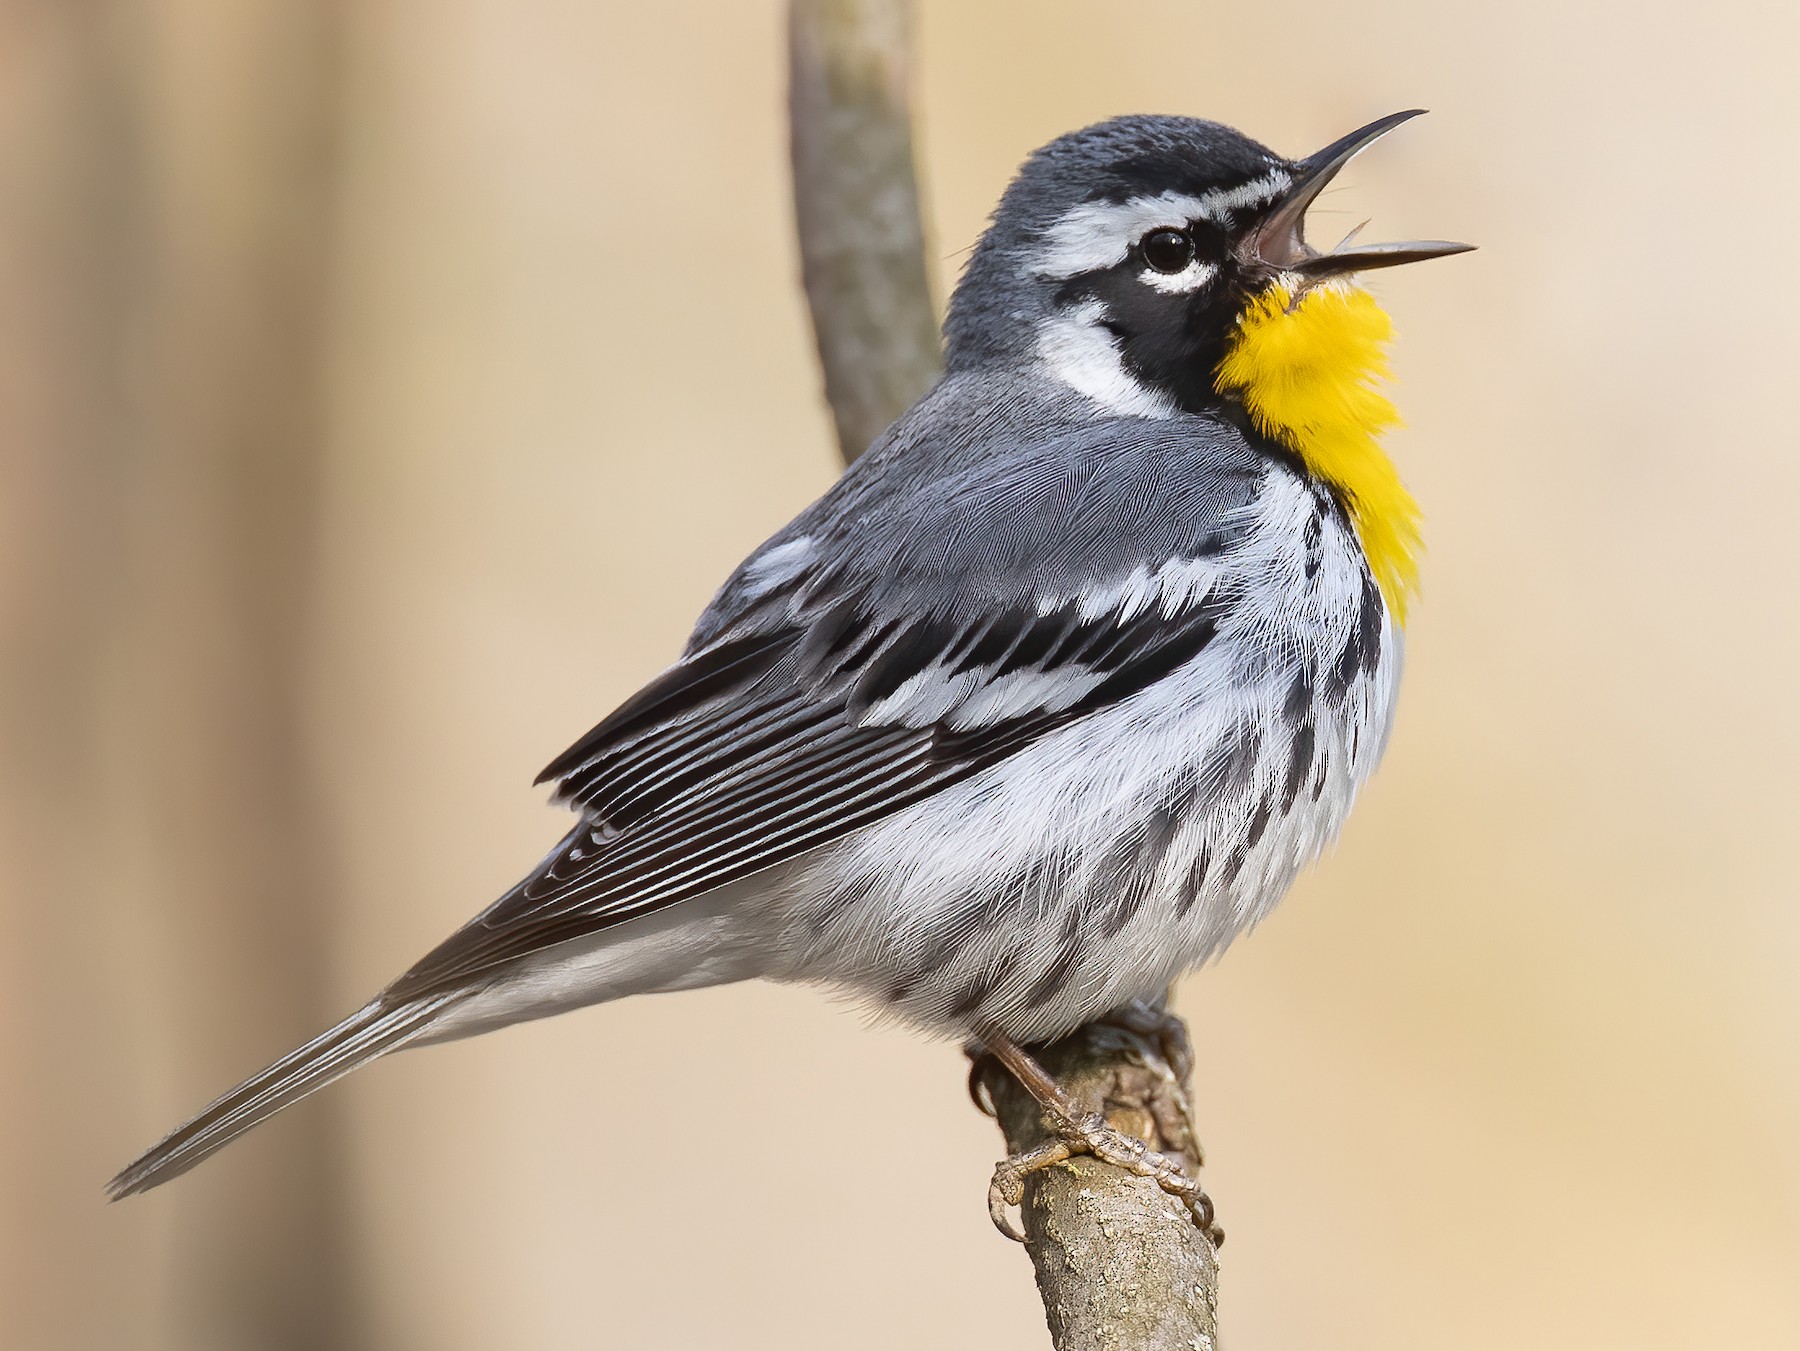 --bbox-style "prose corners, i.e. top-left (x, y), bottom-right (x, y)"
top-left (389, 418), bottom-right (1263, 1000)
